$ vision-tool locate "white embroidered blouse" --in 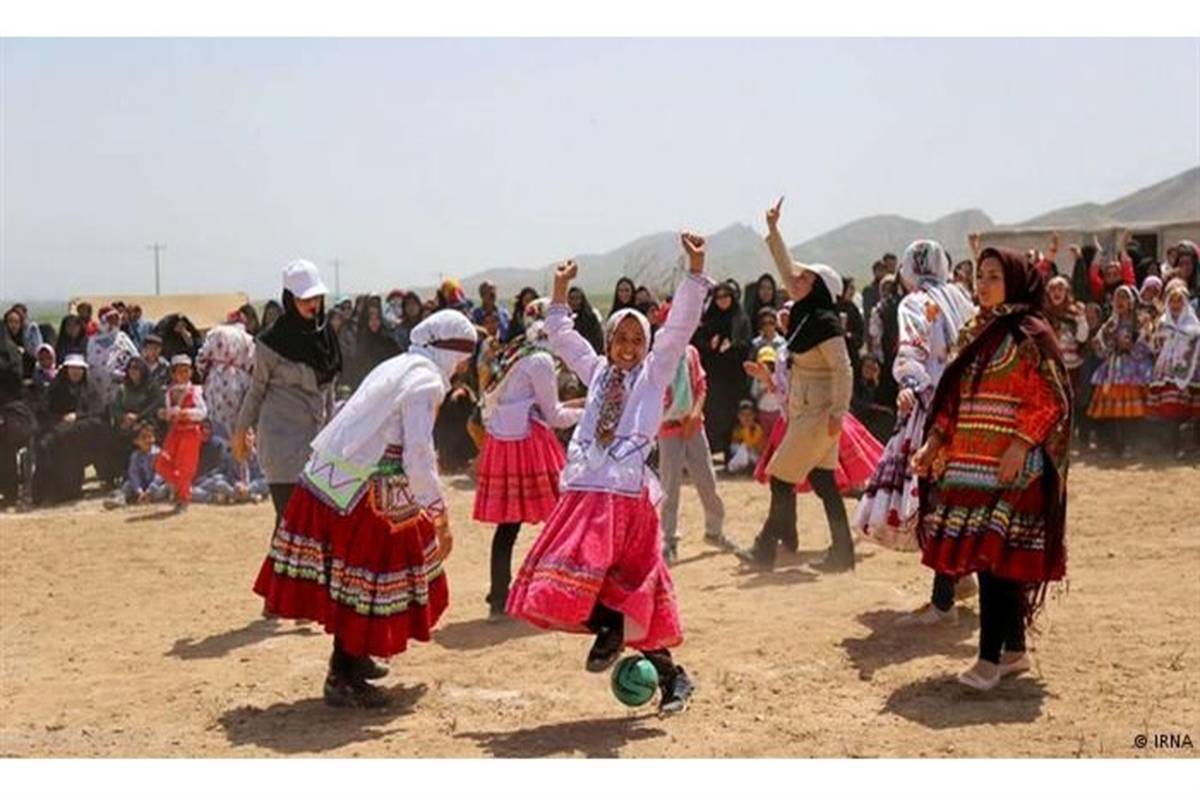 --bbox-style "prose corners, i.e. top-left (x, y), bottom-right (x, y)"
top-left (545, 270), bottom-right (713, 497)
top-left (482, 350), bottom-right (583, 440)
